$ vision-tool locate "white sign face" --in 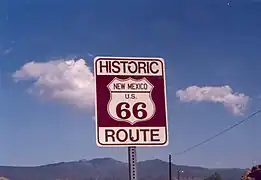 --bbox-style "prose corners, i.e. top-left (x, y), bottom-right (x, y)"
top-left (94, 57), bottom-right (168, 147)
